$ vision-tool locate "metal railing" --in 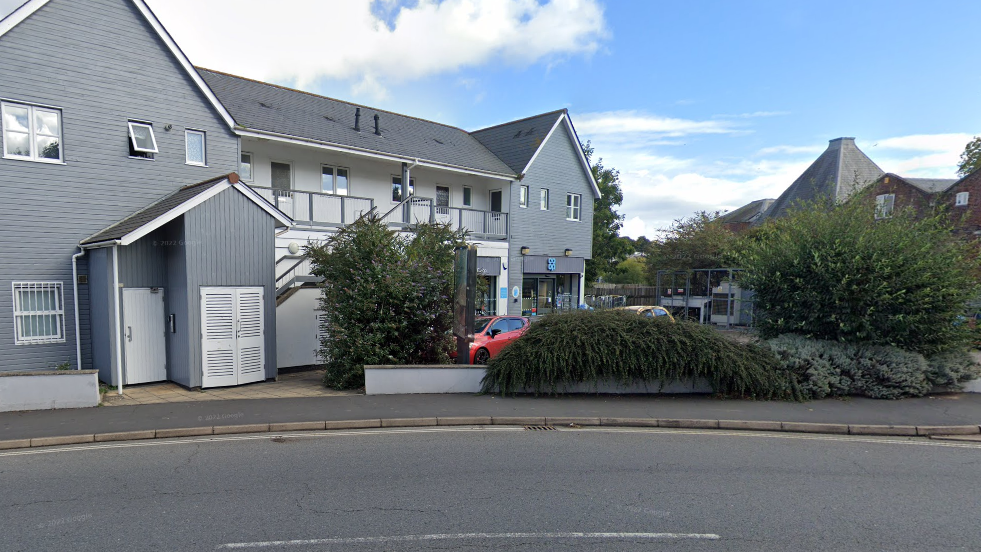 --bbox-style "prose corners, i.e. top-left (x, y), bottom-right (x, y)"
top-left (255, 186), bottom-right (507, 239)
top-left (252, 186), bottom-right (375, 228)
top-left (275, 255), bottom-right (323, 297)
